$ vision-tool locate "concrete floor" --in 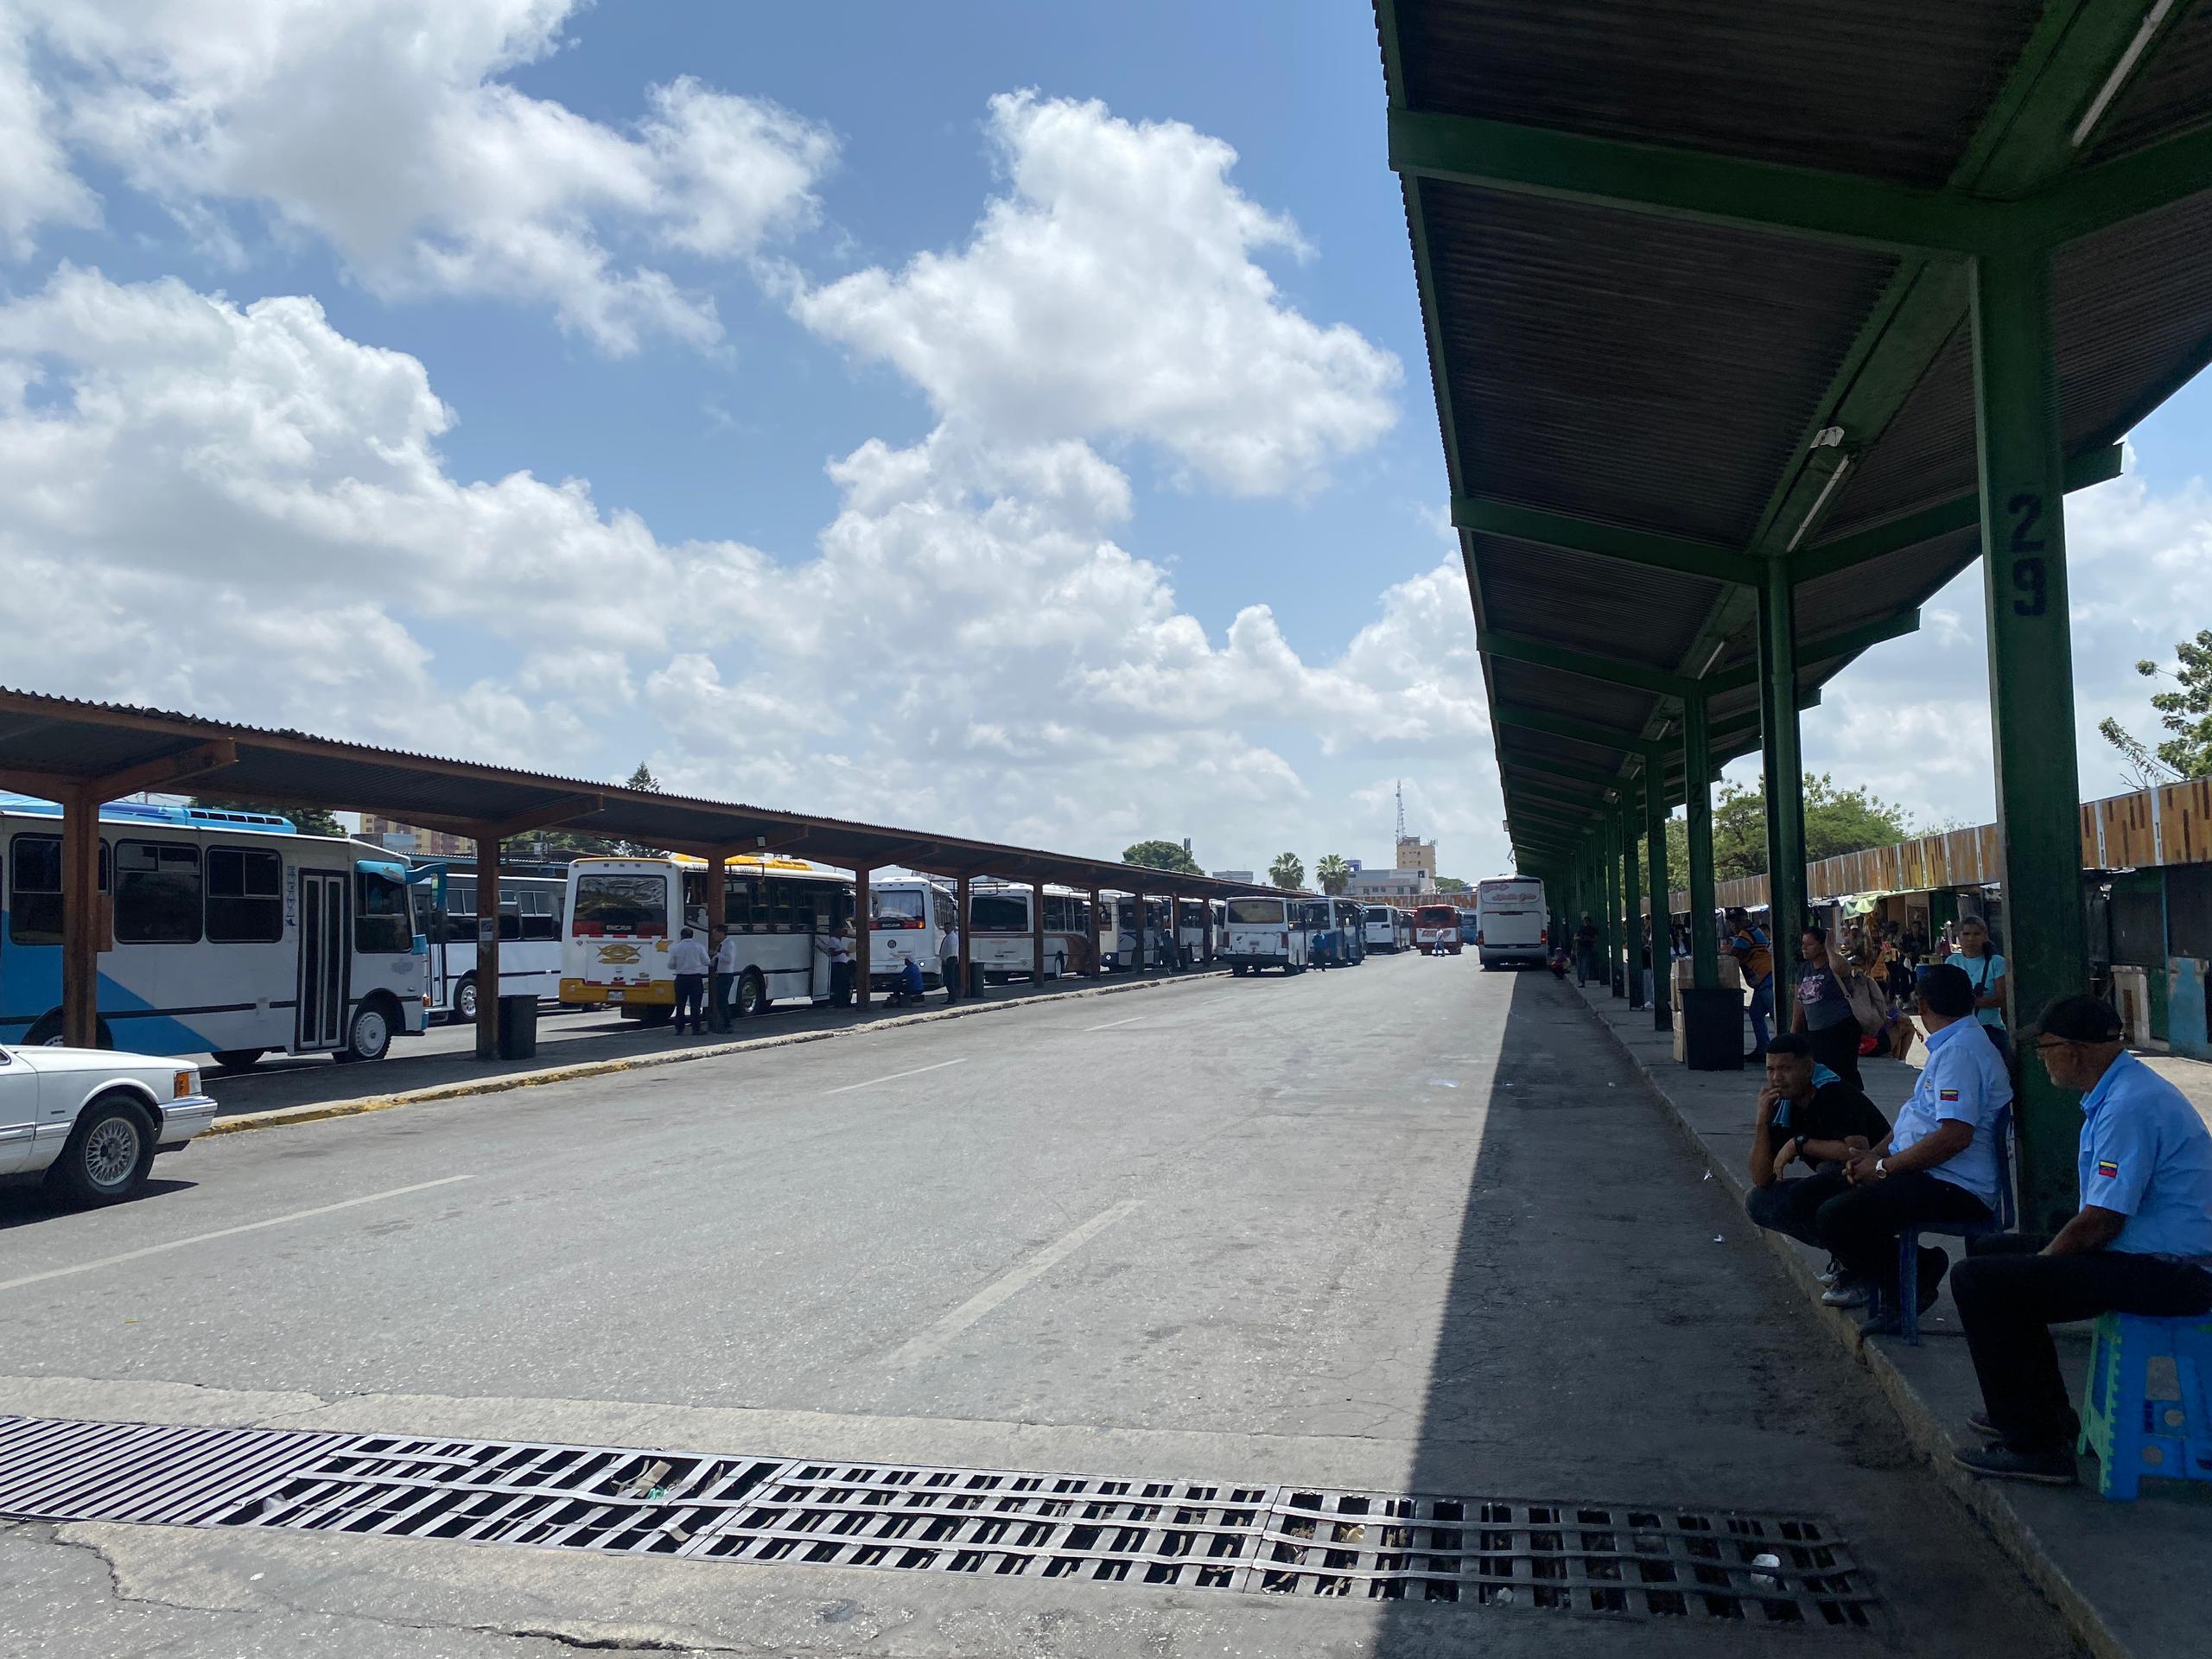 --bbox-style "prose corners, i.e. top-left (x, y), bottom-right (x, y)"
top-left (0, 956), bottom-right (2076, 1656)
